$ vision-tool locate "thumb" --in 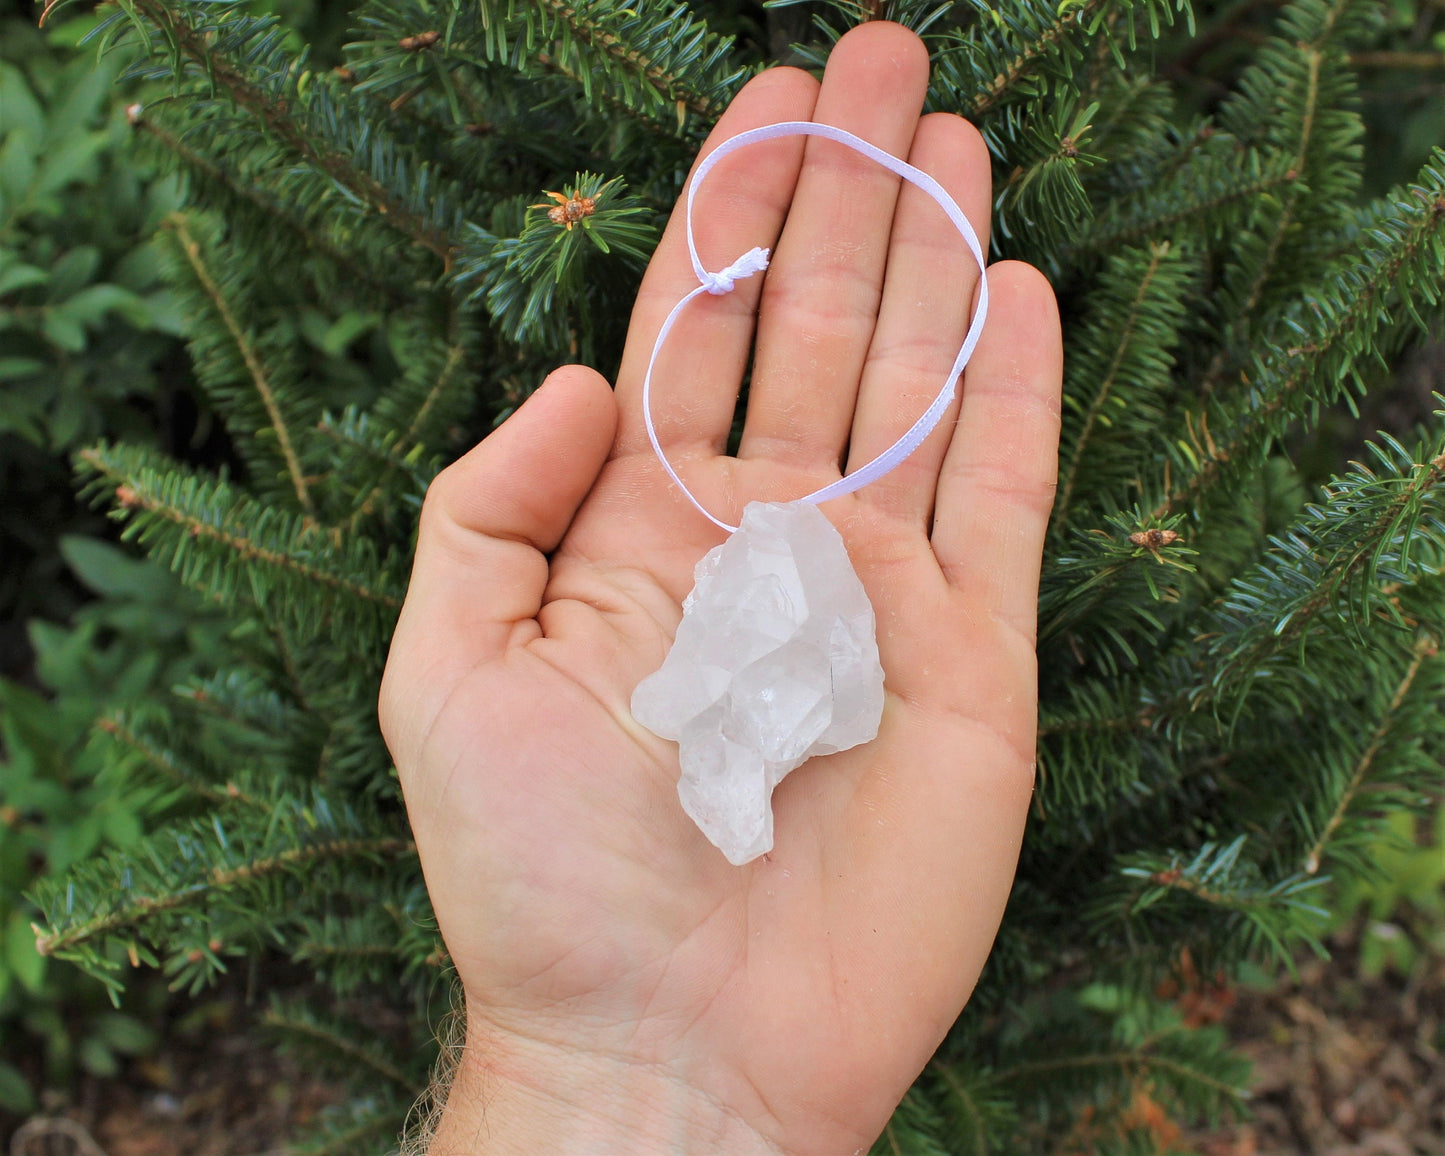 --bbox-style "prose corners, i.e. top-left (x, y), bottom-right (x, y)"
top-left (380, 366), bottom-right (616, 768)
